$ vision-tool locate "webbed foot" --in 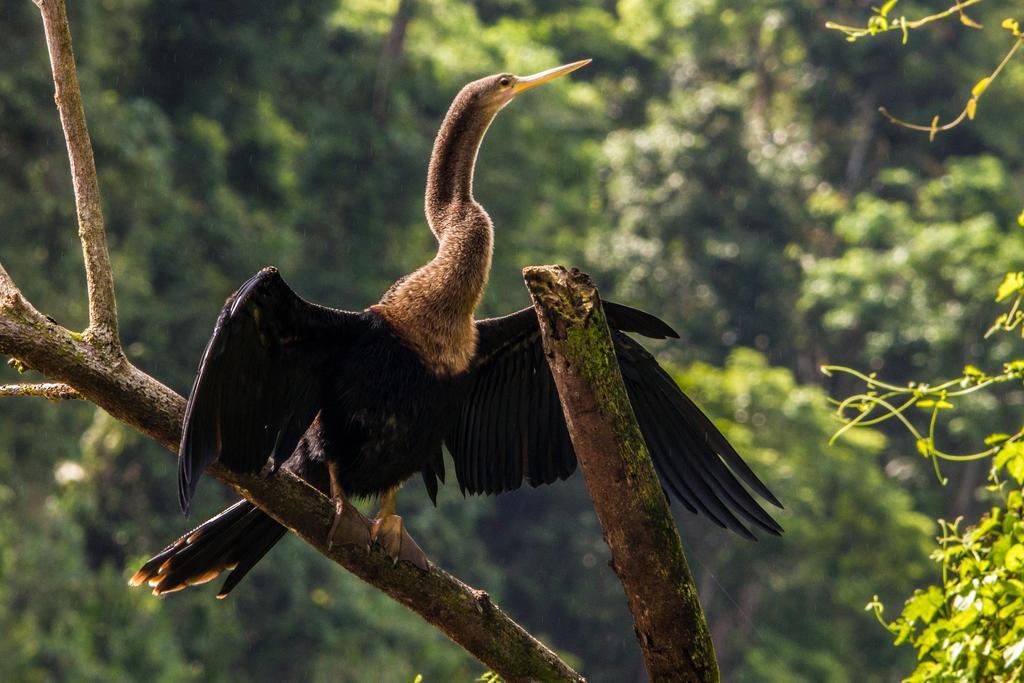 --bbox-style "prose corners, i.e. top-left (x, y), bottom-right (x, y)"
top-left (370, 514), bottom-right (429, 571)
top-left (328, 498), bottom-right (371, 550)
